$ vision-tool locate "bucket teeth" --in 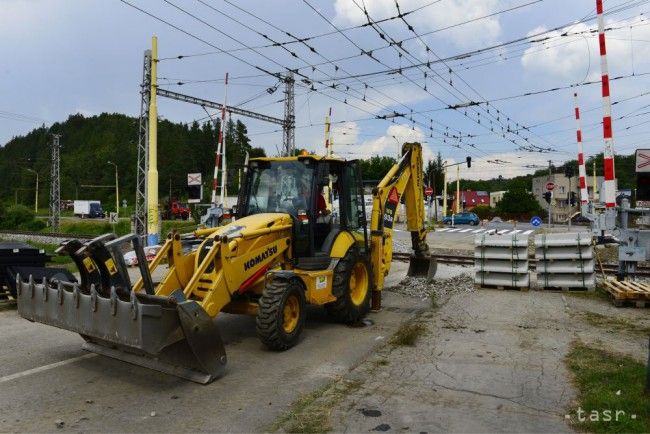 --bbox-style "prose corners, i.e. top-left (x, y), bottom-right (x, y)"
top-left (17, 267), bottom-right (226, 384)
